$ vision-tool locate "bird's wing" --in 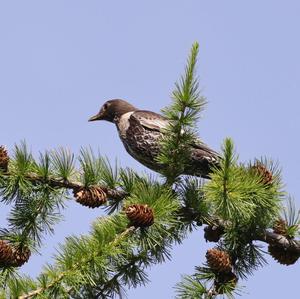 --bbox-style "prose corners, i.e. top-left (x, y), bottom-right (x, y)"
top-left (191, 140), bottom-right (221, 161)
top-left (130, 110), bottom-right (169, 131)
top-left (131, 110), bottom-right (220, 160)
